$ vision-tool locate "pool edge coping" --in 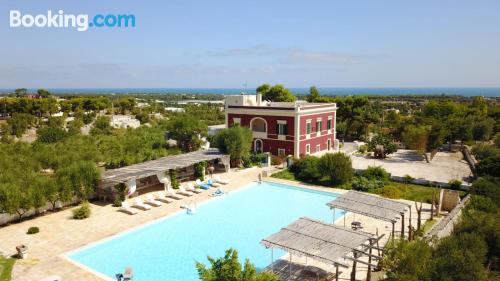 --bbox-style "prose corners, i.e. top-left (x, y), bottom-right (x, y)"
top-left (62, 179), bottom-right (343, 280)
